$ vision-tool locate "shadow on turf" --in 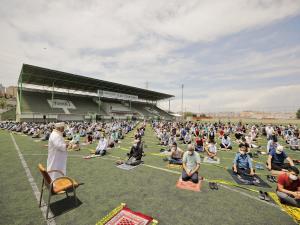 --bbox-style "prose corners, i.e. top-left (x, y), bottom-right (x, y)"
top-left (49, 196), bottom-right (83, 217)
